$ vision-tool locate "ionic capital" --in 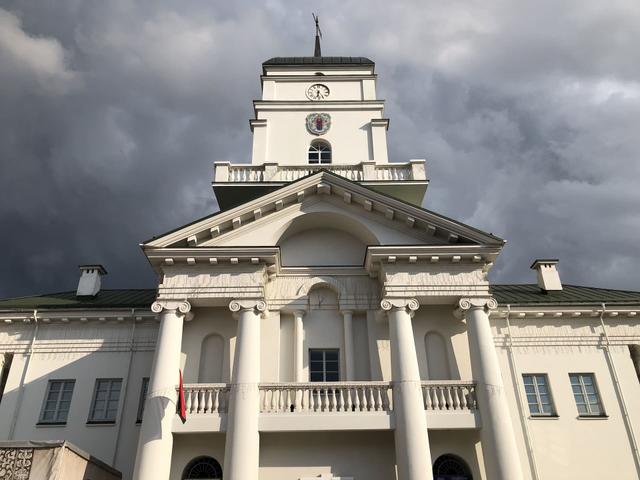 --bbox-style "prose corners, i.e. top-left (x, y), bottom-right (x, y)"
top-left (380, 298), bottom-right (420, 313)
top-left (229, 298), bottom-right (267, 314)
top-left (151, 299), bottom-right (192, 316)
top-left (455, 296), bottom-right (498, 318)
